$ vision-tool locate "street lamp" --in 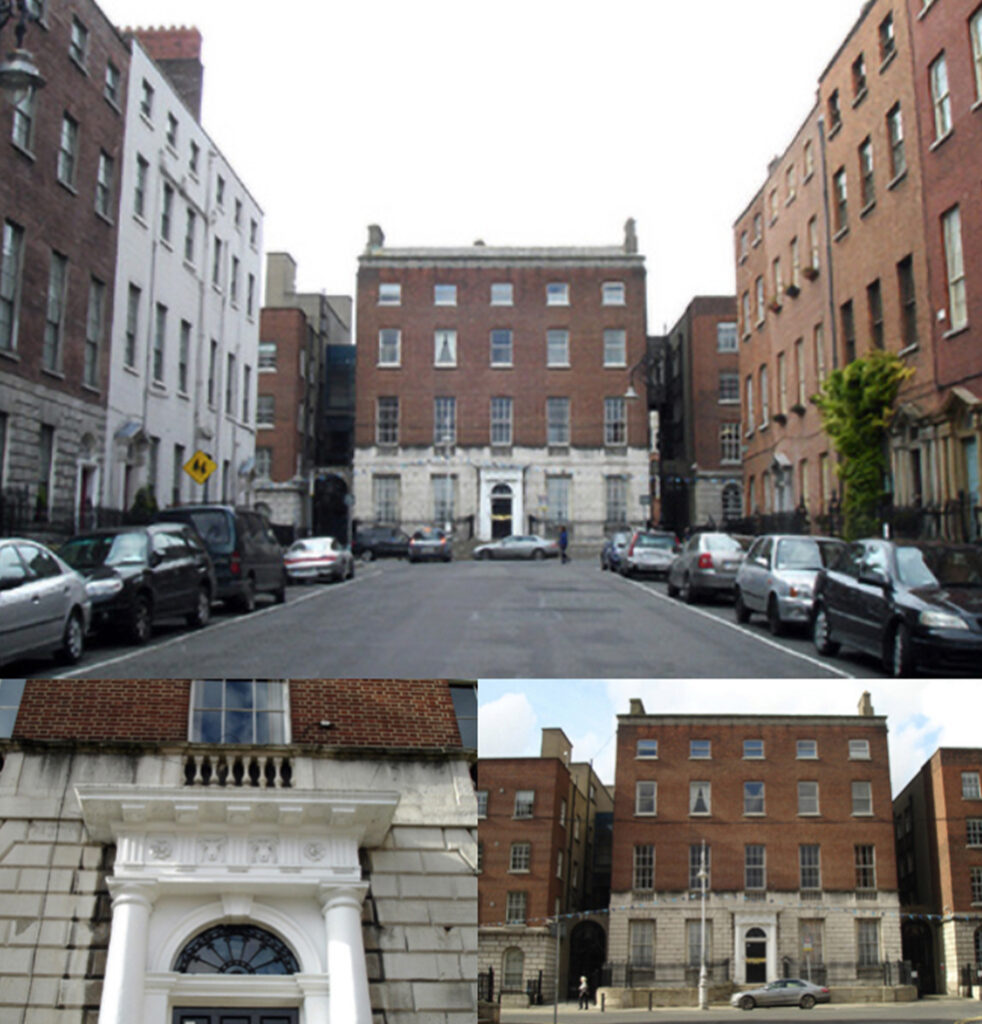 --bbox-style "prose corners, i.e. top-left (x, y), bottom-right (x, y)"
top-left (697, 839), bottom-right (709, 1010)
top-left (0, 1), bottom-right (44, 106)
